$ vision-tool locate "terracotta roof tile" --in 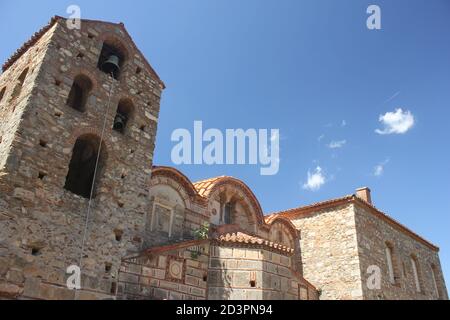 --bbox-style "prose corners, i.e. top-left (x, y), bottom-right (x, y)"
top-left (214, 231), bottom-right (295, 254)
top-left (268, 195), bottom-right (354, 217)
top-left (2, 16), bottom-right (59, 72)
top-left (192, 176), bottom-right (228, 198)
top-left (2, 16), bottom-right (165, 89)
top-left (268, 195), bottom-right (439, 252)
top-left (264, 213), bottom-right (282, 224)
